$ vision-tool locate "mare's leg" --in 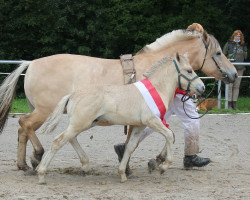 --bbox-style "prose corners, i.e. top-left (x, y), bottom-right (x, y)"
top-left (118, 126), bottom-right (145, 182)
top-left (17, 110), bottom-right (48, 170)
top-left (125, 125), bottom-right (133, 144)
top-left (69, 137), bottom-right (89, 171)
top-left (37, 127), bottom-right (80, 184)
